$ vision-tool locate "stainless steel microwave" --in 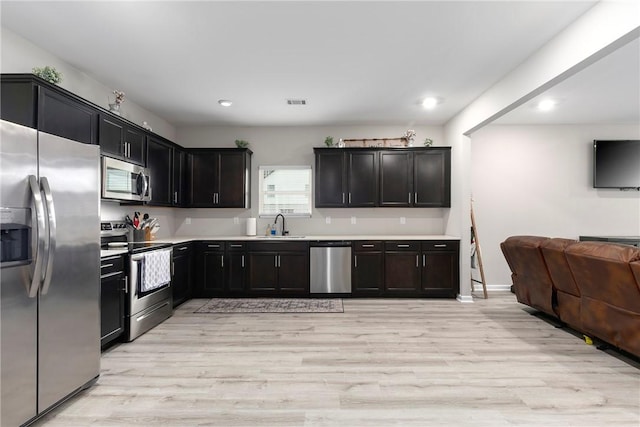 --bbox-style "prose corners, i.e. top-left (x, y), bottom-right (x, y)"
top-left (101, 156), bottom-right (151, 202)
